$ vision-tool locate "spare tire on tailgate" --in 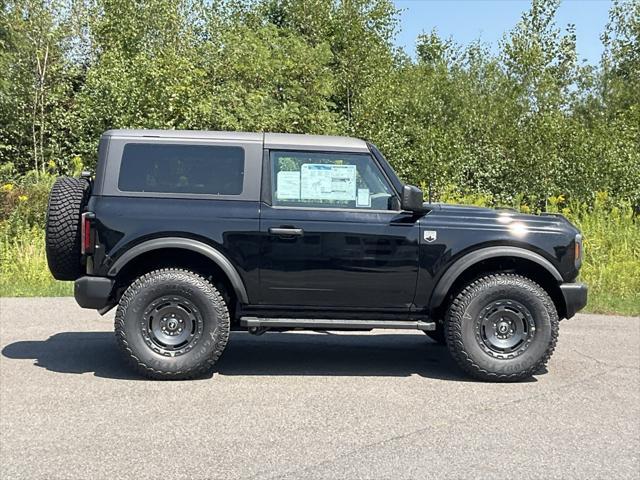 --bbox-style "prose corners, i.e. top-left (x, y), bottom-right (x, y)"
top-left (45, 177), bottom-right (90, 280)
